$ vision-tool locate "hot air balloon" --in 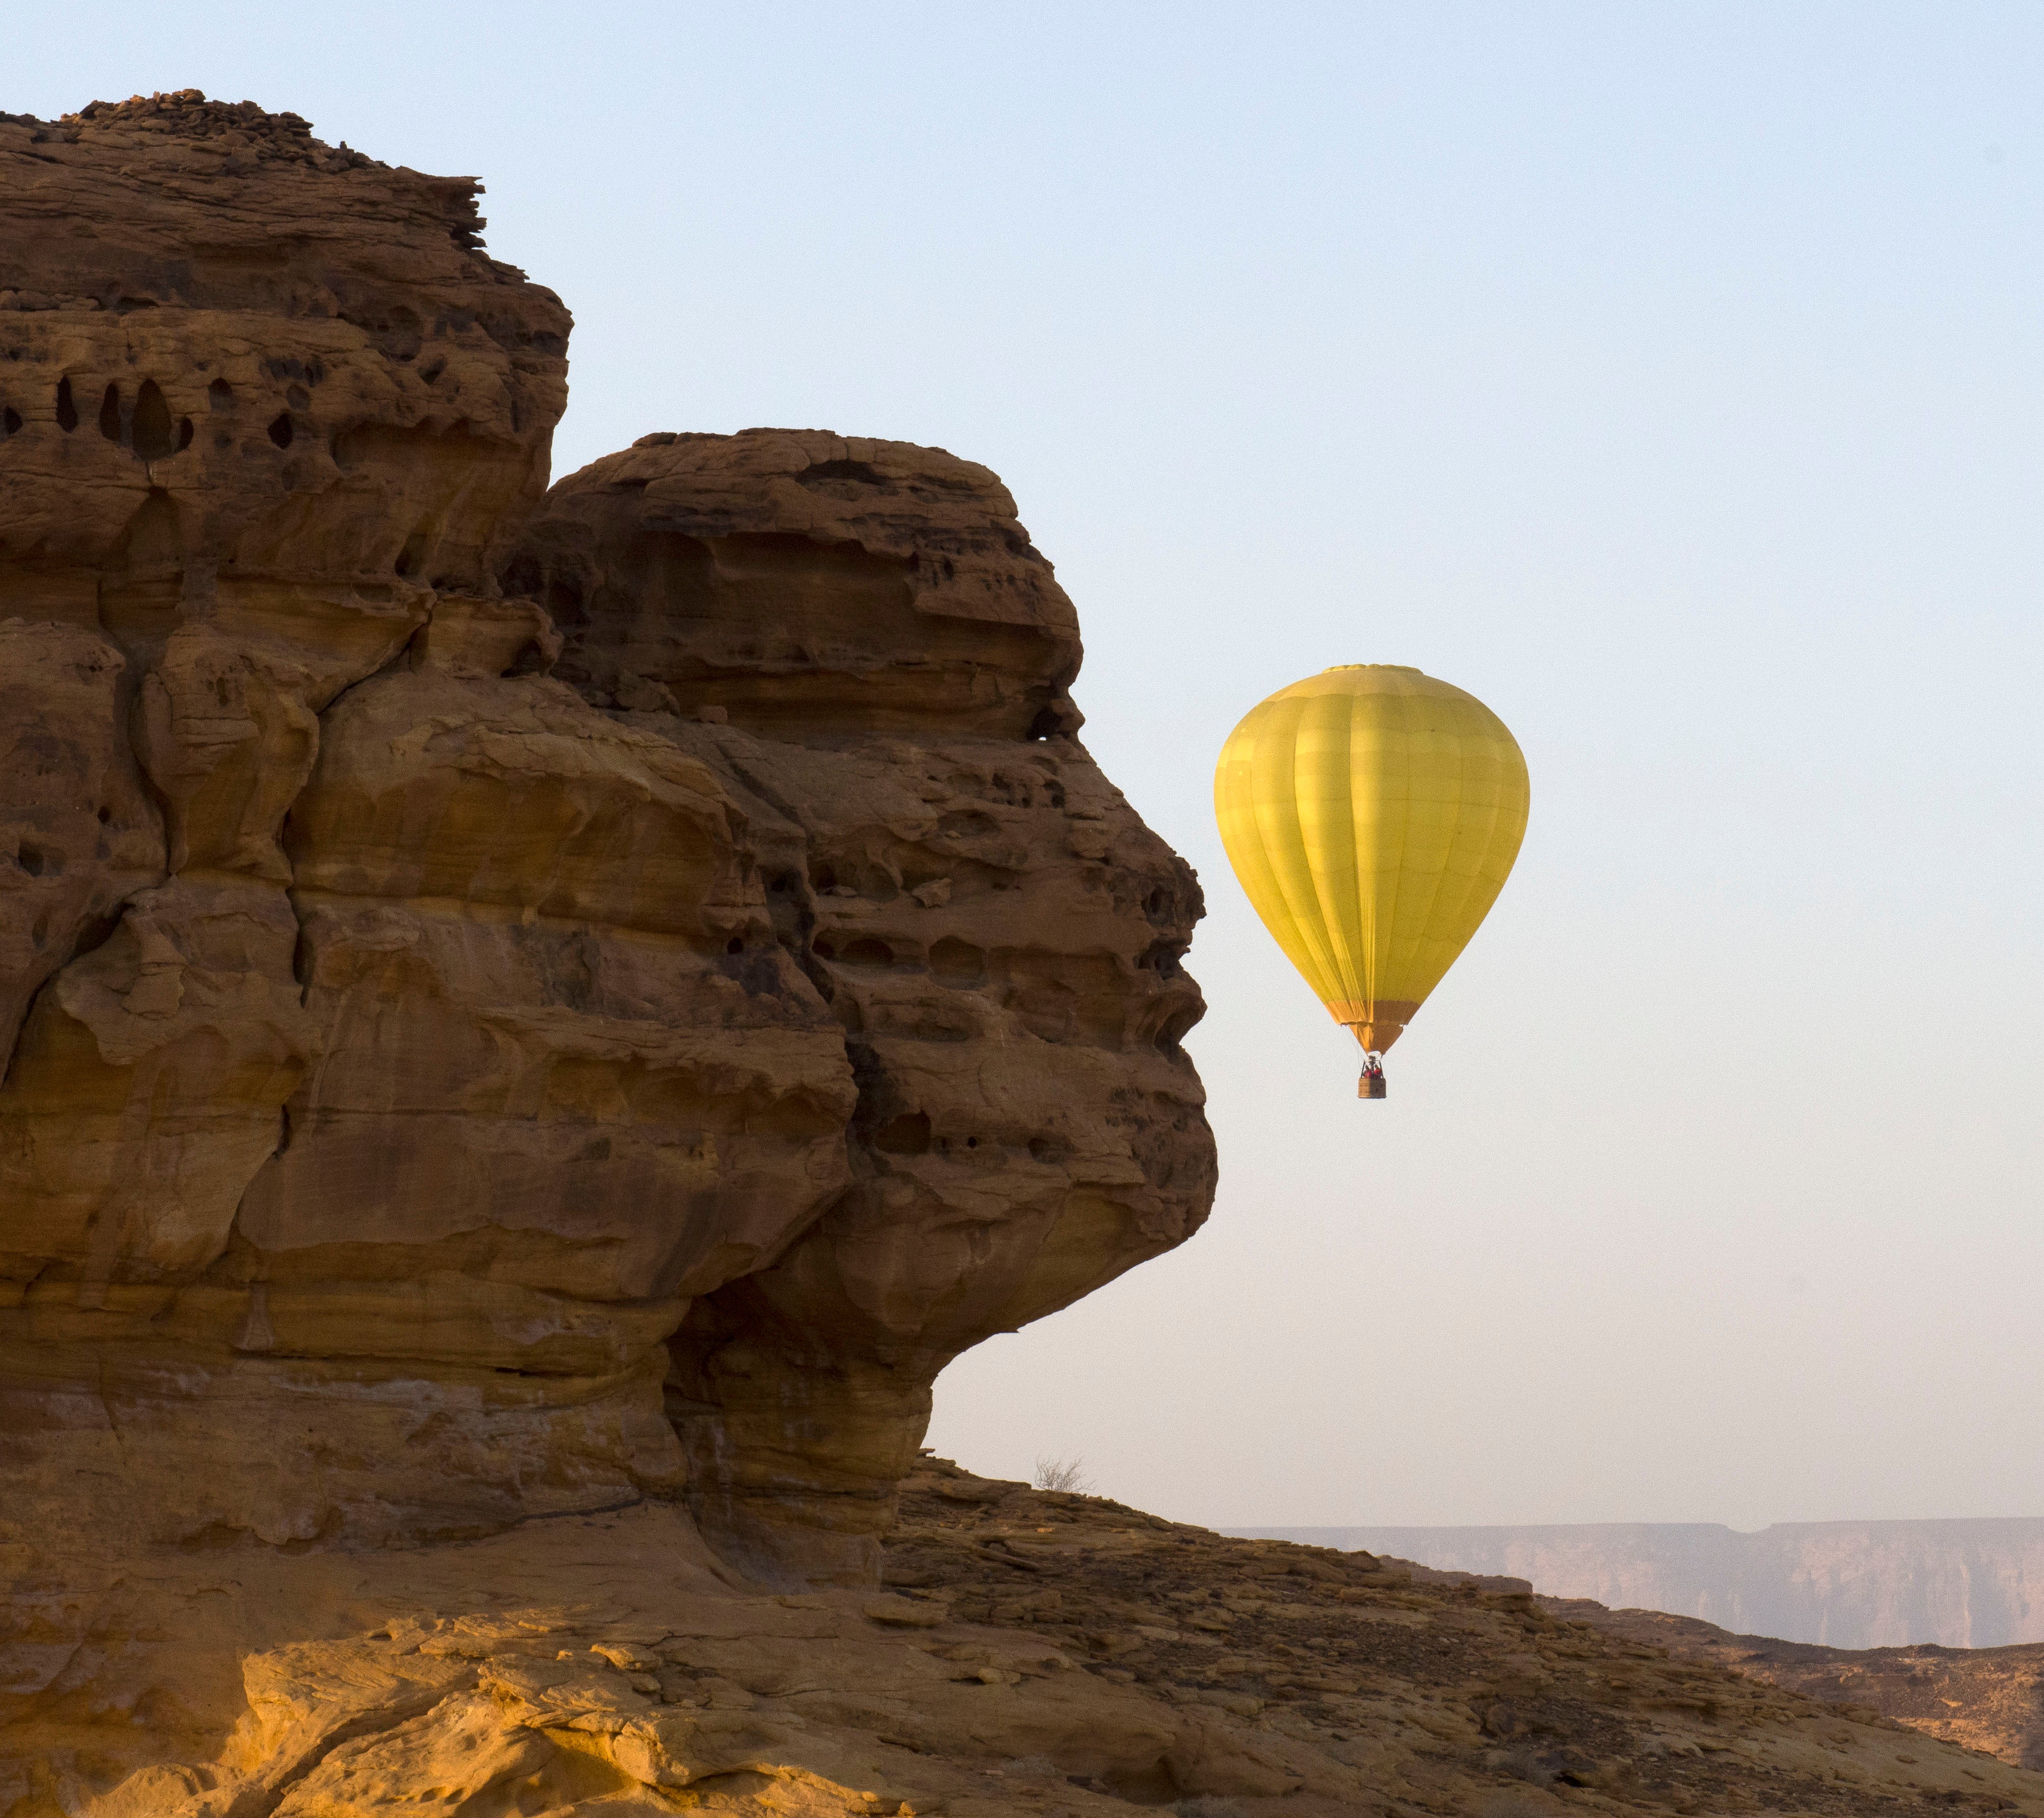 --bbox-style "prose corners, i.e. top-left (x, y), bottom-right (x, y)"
top-left (1213, 665), bottom-right (1529, 1098)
